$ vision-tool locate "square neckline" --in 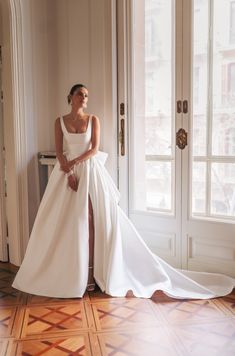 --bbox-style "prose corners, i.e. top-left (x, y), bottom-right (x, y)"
top-left (61, 115), bottom-right (91, 135)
